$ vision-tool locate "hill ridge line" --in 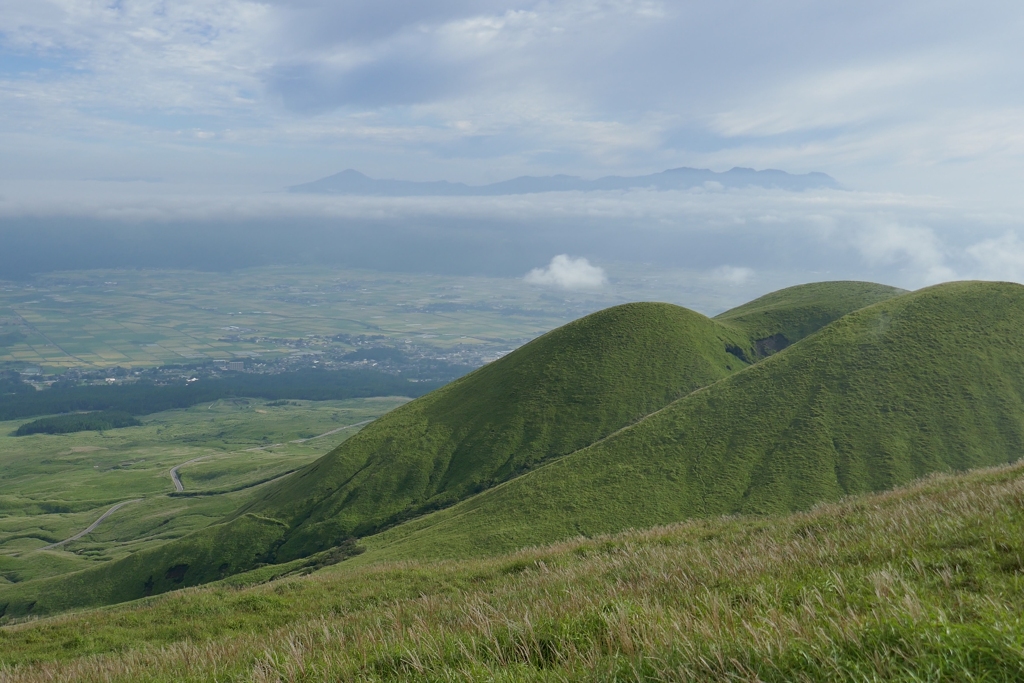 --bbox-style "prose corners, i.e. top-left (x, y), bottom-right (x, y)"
top-left (487, 298), bottom-right (847, 491)
top-left (442, 362), bottom-right (746, 504)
